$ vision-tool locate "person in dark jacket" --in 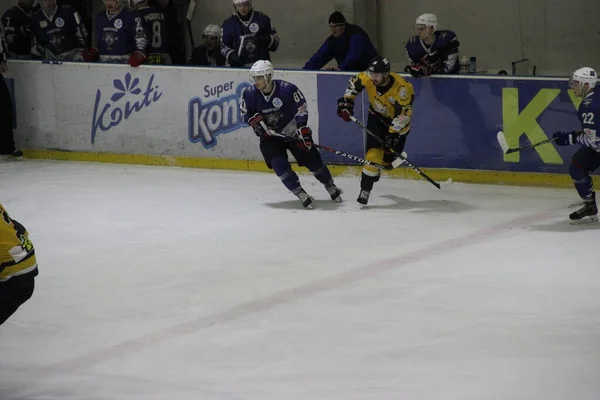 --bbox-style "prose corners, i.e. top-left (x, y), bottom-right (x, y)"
top-left (189, 24), bottom-right (226, 66)
top-left (303, 11), bottom-right (377, 72)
